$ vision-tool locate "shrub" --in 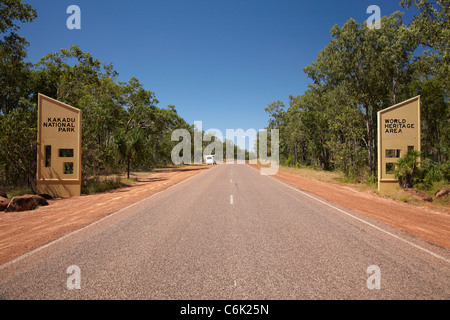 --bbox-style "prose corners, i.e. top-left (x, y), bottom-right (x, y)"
top-left (395, 151), bottom-right (423, 189)
top-left (81, 176), bottom-right (123, 195)
top-left (366, 173), bottom-right (377, 187)
top-left (394, 151), bottom-right (446, 190)
top-left (441, 161), bottom-right (450, 183)
top-left (285, 155), bottom-right (293, 166)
